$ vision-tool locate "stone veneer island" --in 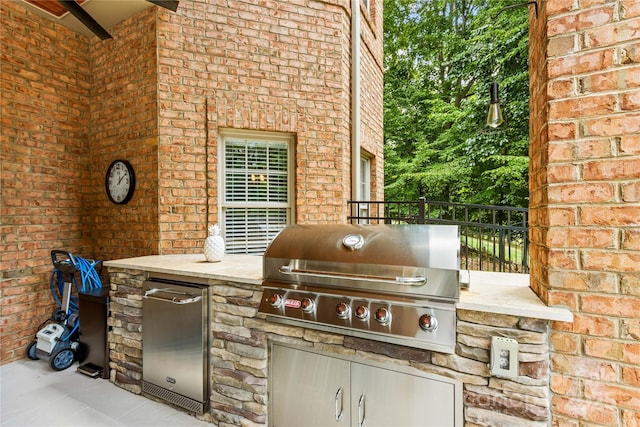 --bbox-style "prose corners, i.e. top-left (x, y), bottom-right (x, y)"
top-left (105, 254), bottom-right (572, 426)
